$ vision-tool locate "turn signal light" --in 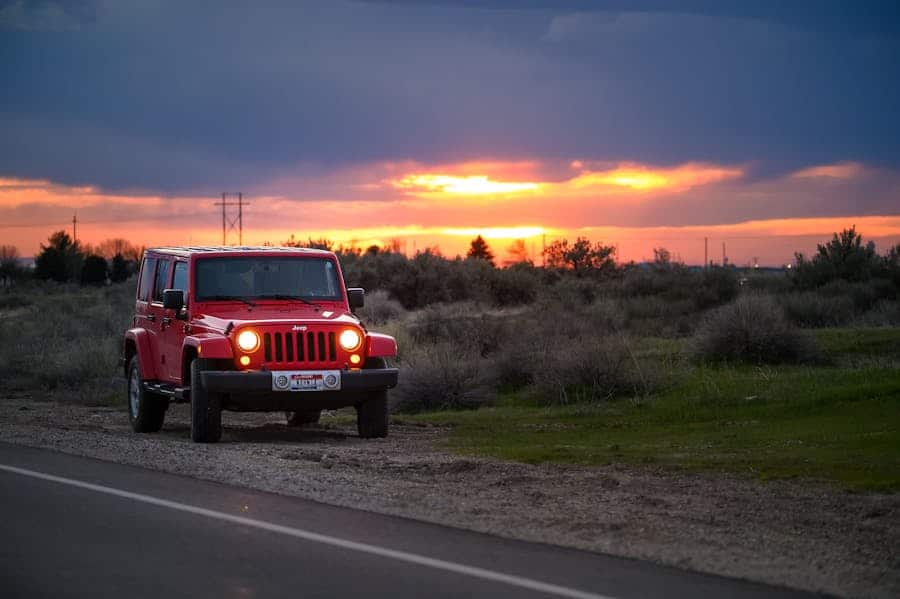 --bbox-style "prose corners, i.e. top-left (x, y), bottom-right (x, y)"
top-left (350, 354), bottom-right (361, 365)
top-left (239, 355), bottom-right (251, 366)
